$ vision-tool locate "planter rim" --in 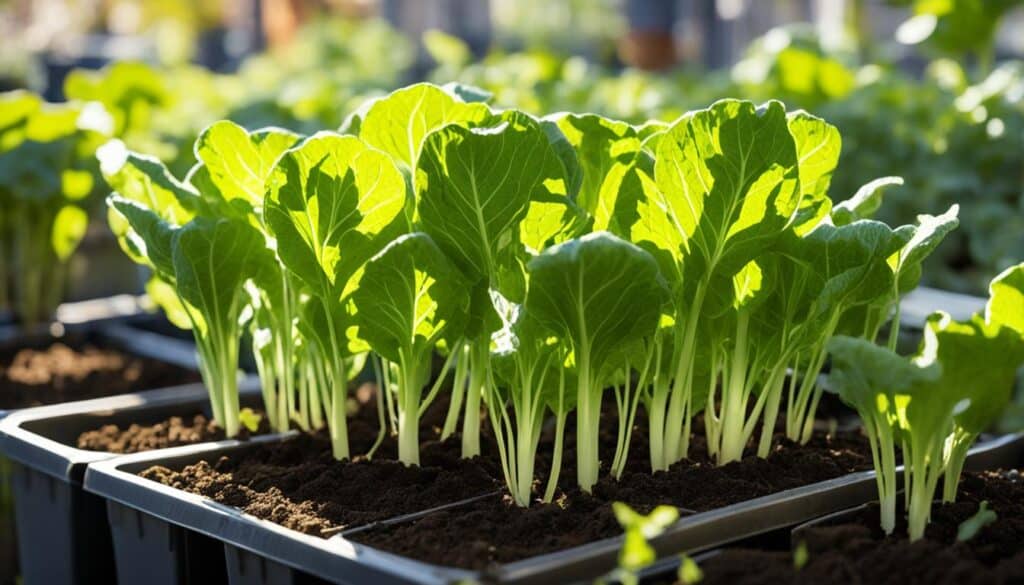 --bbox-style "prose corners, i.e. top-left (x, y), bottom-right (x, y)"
top-left (82, 427), bottom-right (1024, 584)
